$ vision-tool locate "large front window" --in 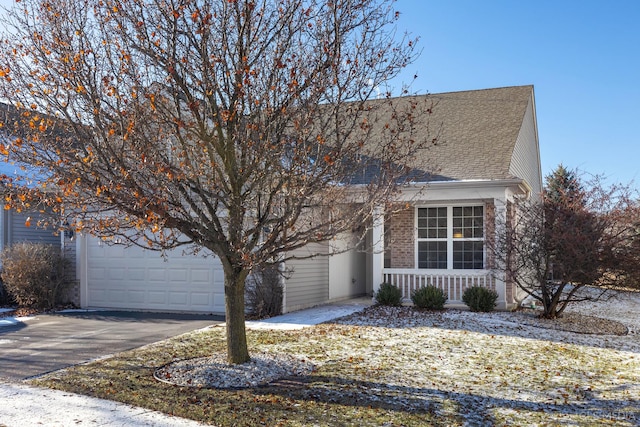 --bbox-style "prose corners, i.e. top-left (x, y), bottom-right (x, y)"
top-left (417, 205), bottom-right (484, 269)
